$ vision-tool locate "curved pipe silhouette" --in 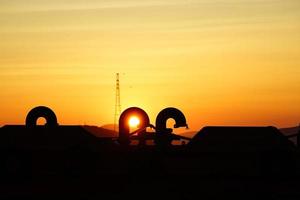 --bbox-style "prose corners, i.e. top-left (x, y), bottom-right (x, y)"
top-left (155, 107), bottom-right (188, 145)
top-left (118, 107), bottom-right (150, 145)
top-left (25, 106), bottom-right (58, 128)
